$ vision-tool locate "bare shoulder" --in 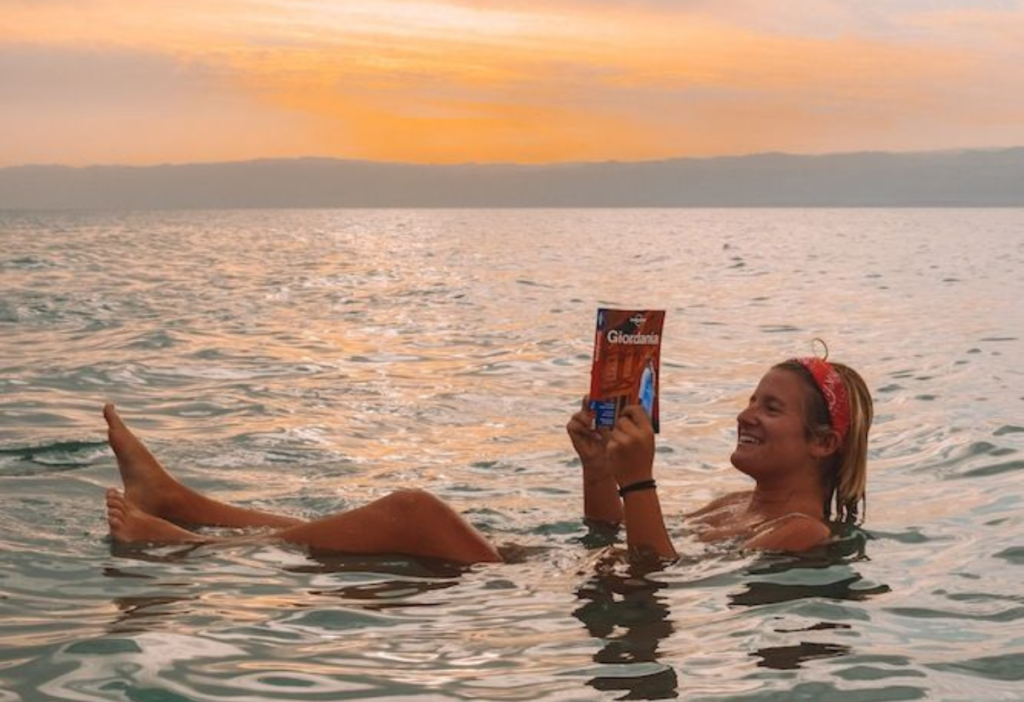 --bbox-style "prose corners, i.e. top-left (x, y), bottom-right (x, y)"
top-left (743, 514), bottom-right (831, 552)
top-left (686, 491), bottom-right (752, 519)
